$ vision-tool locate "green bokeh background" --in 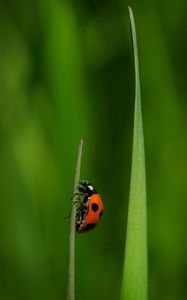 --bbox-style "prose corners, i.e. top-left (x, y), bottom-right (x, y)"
top-left (1, 0), bottom-right (187, 299)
